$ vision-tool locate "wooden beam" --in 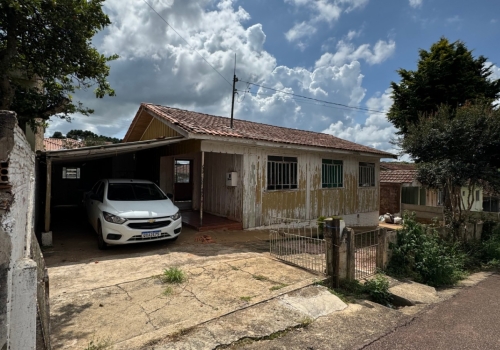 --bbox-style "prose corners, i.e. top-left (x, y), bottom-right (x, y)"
top-left (44, 158), bottom-right (52, 232)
